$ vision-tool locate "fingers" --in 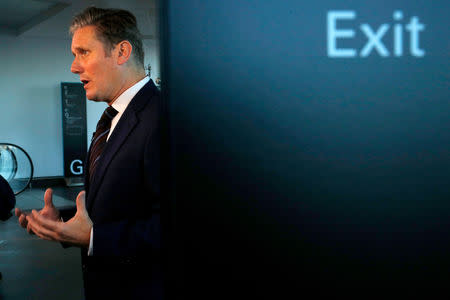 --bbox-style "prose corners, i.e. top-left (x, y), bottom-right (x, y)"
top-left (75, 191), bottom-right (87, 215)
top-left (26, 210), bottom-right (60, 241)
top-left (20, 214), bottom-right (29, 230)
top-left (26, 210), bottom-right (37, 234)
top-left (26, 221), bottom-right (35, 235)
top-left (15, 208), bottom-right (29, 229)
top-left (19, 213), bottom-right (28, 226)
top-left (27, 217), bottom-right (52, 240)
top-left (43, 188), bottom-right (54, 208)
